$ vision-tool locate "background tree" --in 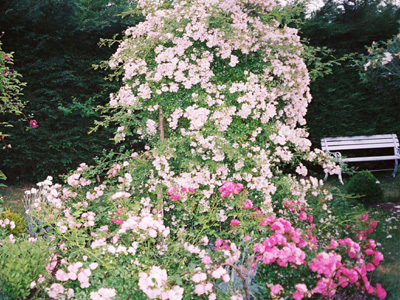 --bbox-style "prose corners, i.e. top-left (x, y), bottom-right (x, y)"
top-left (301, 0), bottom-right (400, 148)
top-left (0, 0), bottom-right (141, 182)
